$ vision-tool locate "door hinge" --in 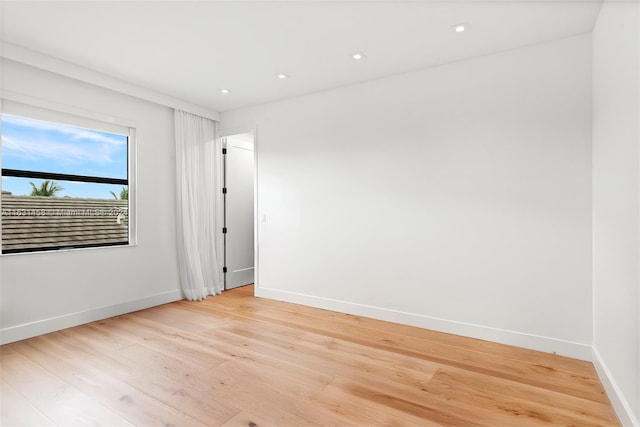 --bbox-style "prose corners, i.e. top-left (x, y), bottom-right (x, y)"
top-left (222, 148), bottom-right (227, 155)
top-left (222, 187), bottom-right (227, 194)
top-left (223, 266), bottom-right (228, 274)
top-left (222, 227), bottom-right (227, 234)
